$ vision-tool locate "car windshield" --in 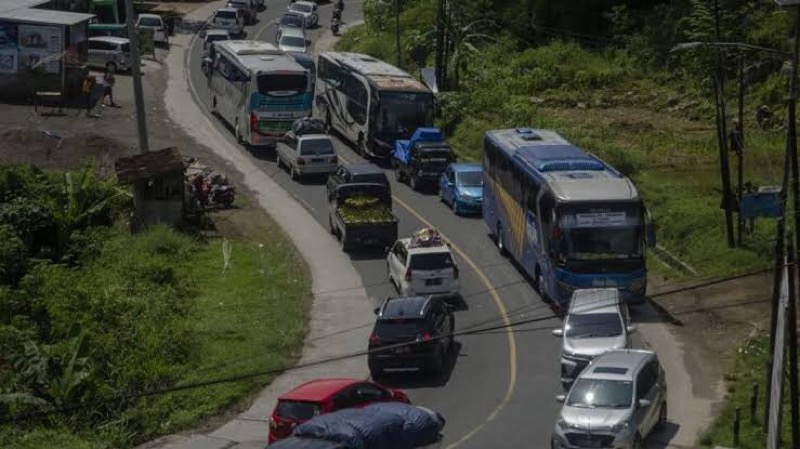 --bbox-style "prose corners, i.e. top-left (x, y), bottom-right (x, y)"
top-left (275, 400), bottom-right (321, 420)
top-left (281, 14), bottom-right (304, 27)
top-left (207, 34), bottom-right (229, 43)
top-left (375, 319), bottom-right (427, 340)
top-left (456, 171), bottom-right (483, 187)
top-left (280, 36), bottom-right (305, 48)
top-left (353, 173), bottom-right (388, 185)
top-left (138, 17), bottom-right (161, 27)
top-left (376, 91), bottom-right (435, 141)
top-left (290, 3), bottom-right (312, 13)
top-left (409, 252), bottom-right (454, 270)
top-left (256, 73), bottom-right (308, 95)
top-left (216, 10), bottom-right (236, 19)
top-left (567, 379), bottom-right (633, 409)
top-left (300, 139), bottom-right (334, 156)
top-left (565, 313), bottom-right (623, 338)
